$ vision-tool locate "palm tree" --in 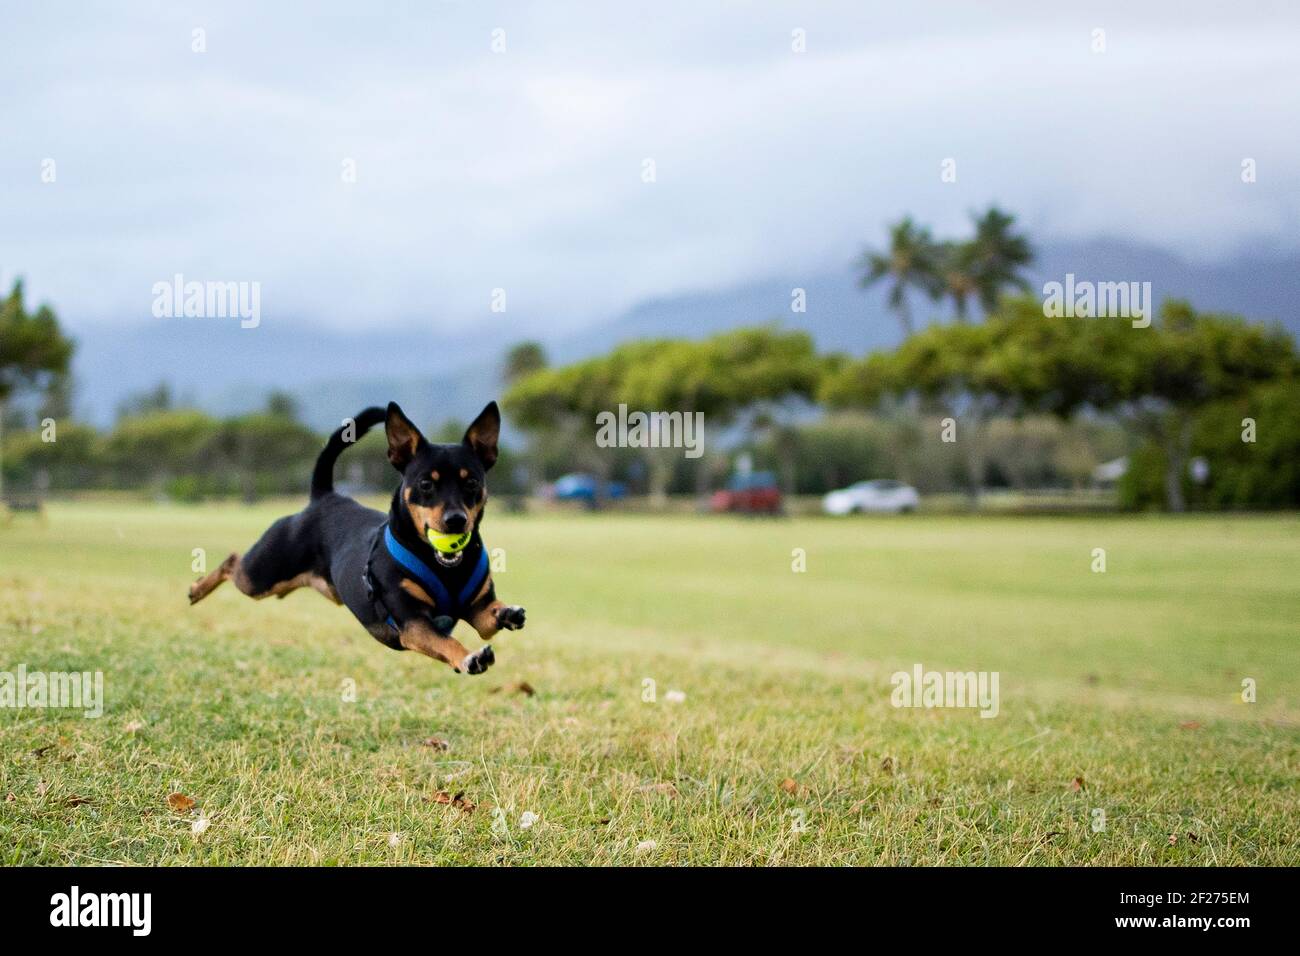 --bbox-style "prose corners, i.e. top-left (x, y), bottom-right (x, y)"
top-left (935, 239), bottom-right (982, 322)
top-left (857, 217), bottom-right (940, 339)
top-left (931, 208), bottom-right (1033, 322)
top-left (969, 206), bottom-right (1034, 314)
